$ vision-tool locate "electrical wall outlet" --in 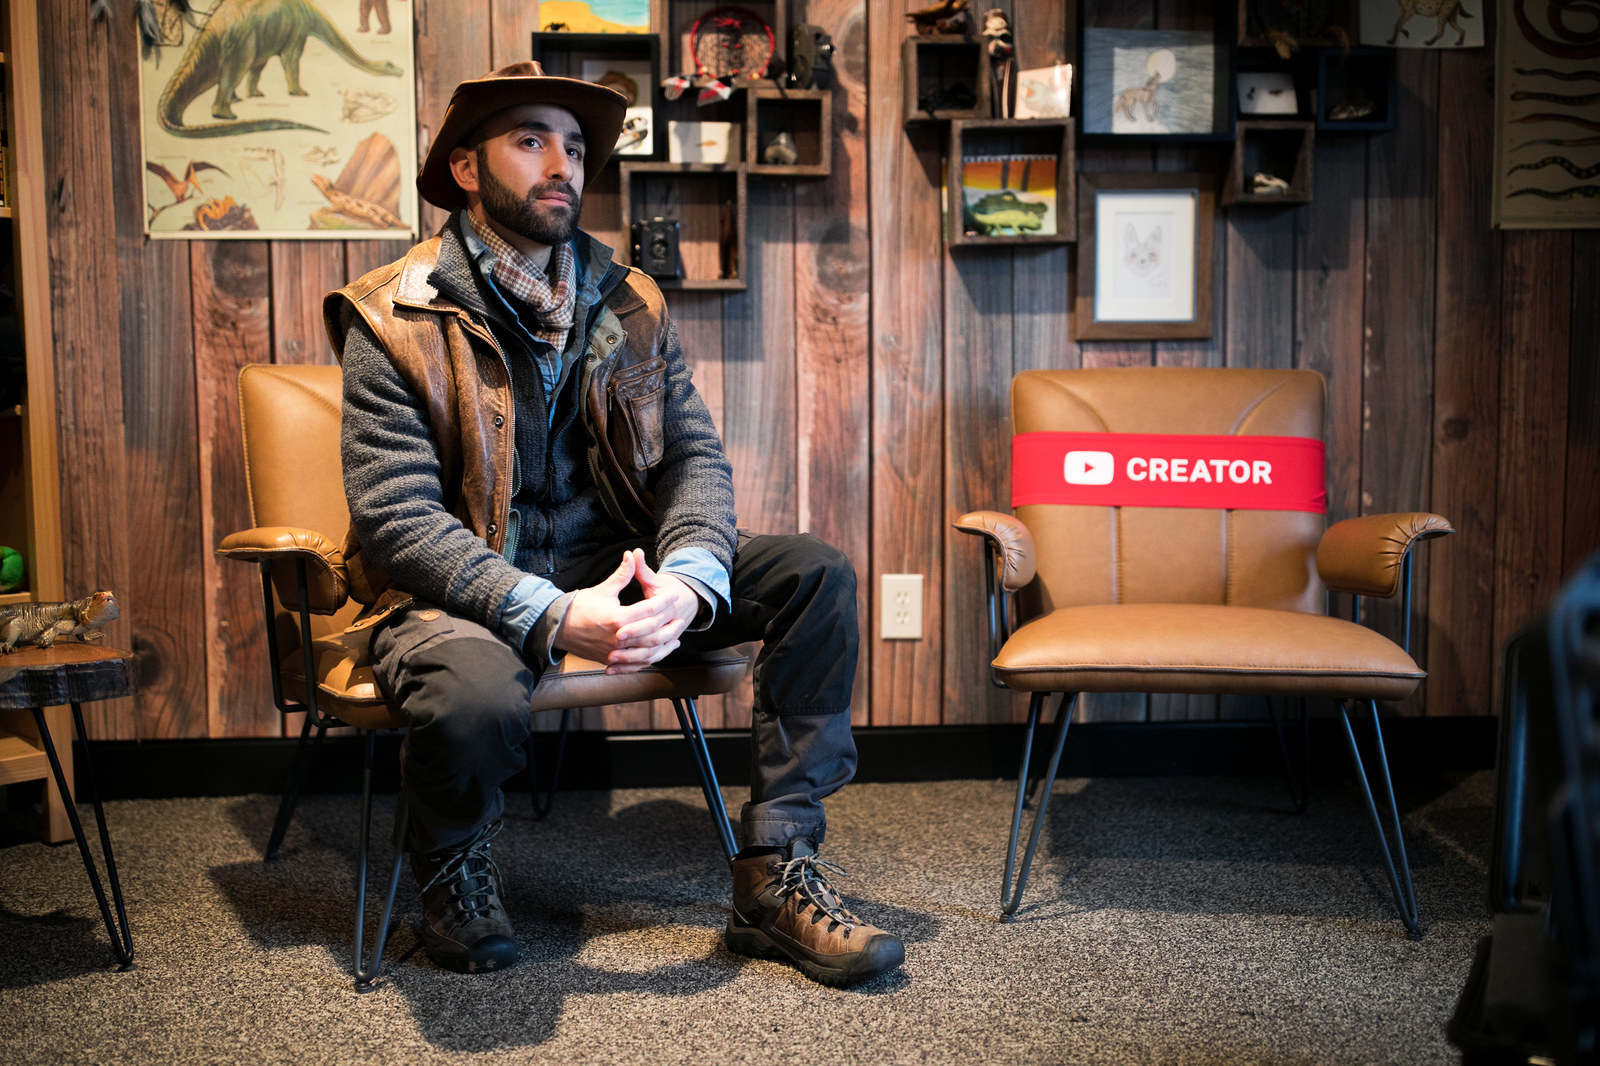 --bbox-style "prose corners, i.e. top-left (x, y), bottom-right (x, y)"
top-left (880, 573), bottom-right (924, 640)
